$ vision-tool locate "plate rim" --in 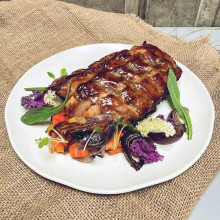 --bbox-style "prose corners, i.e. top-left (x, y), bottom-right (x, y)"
top-left (5, 43), bottom-right (215, 194)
